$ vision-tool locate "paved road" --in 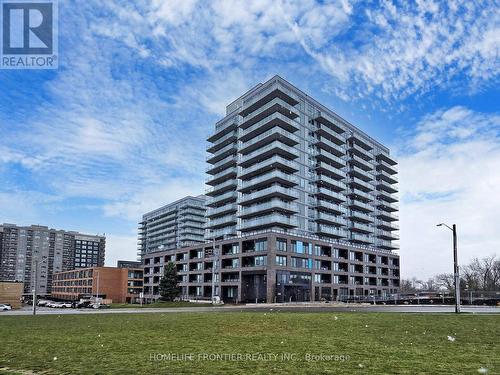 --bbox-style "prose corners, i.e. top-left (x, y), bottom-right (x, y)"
top-left (1, 304), bottom-right (499, 316)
